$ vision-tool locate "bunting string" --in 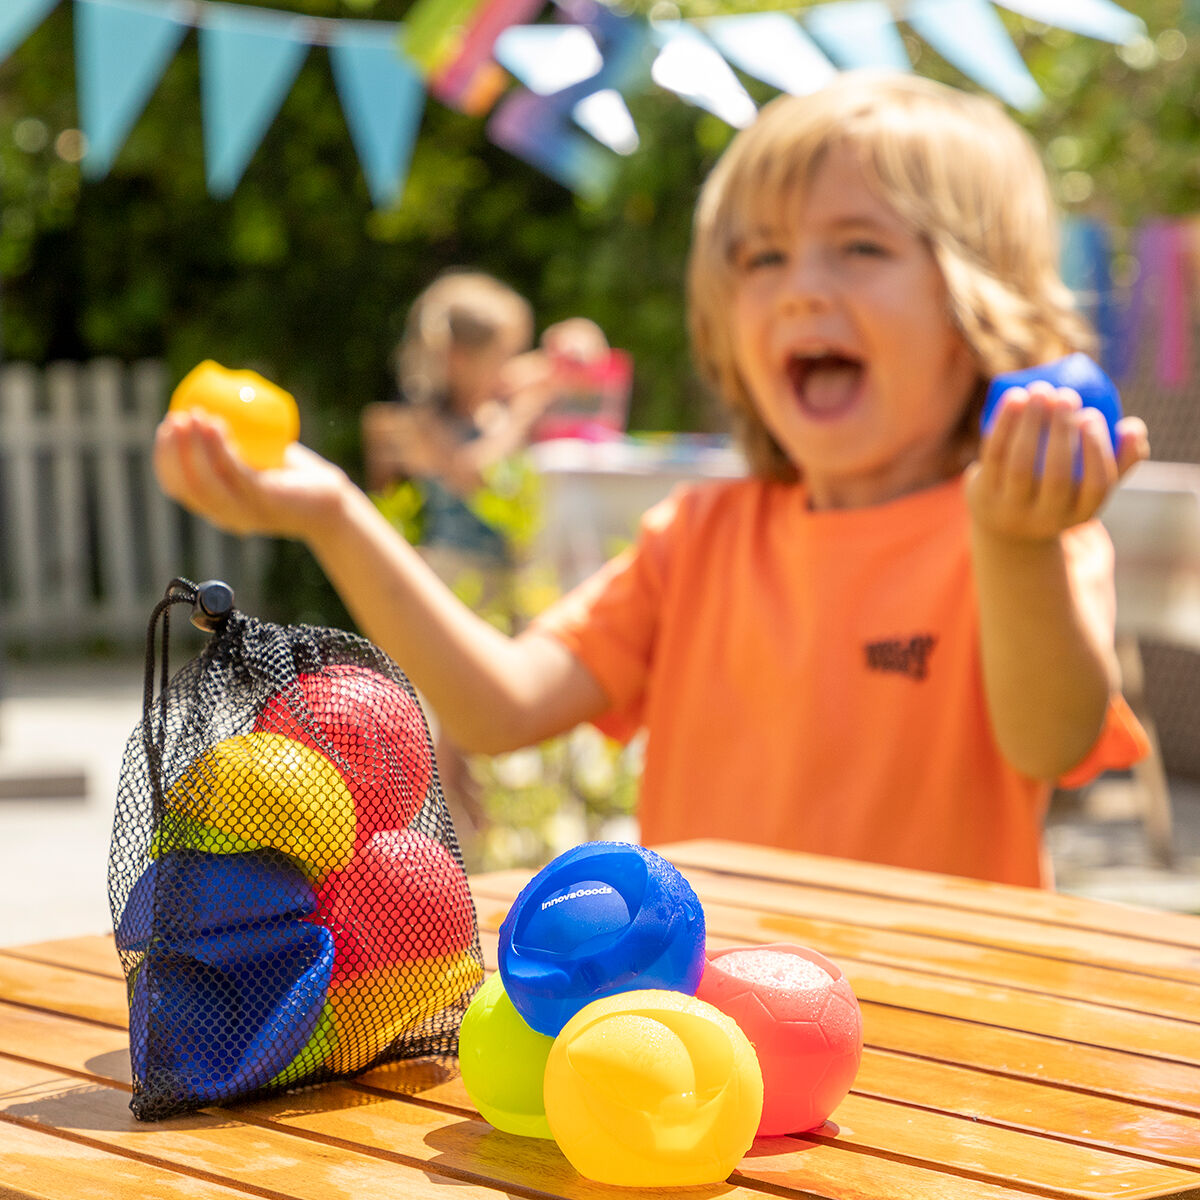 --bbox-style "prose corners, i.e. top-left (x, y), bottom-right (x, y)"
top-left (0, 0), bottom-right (1145, 206)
